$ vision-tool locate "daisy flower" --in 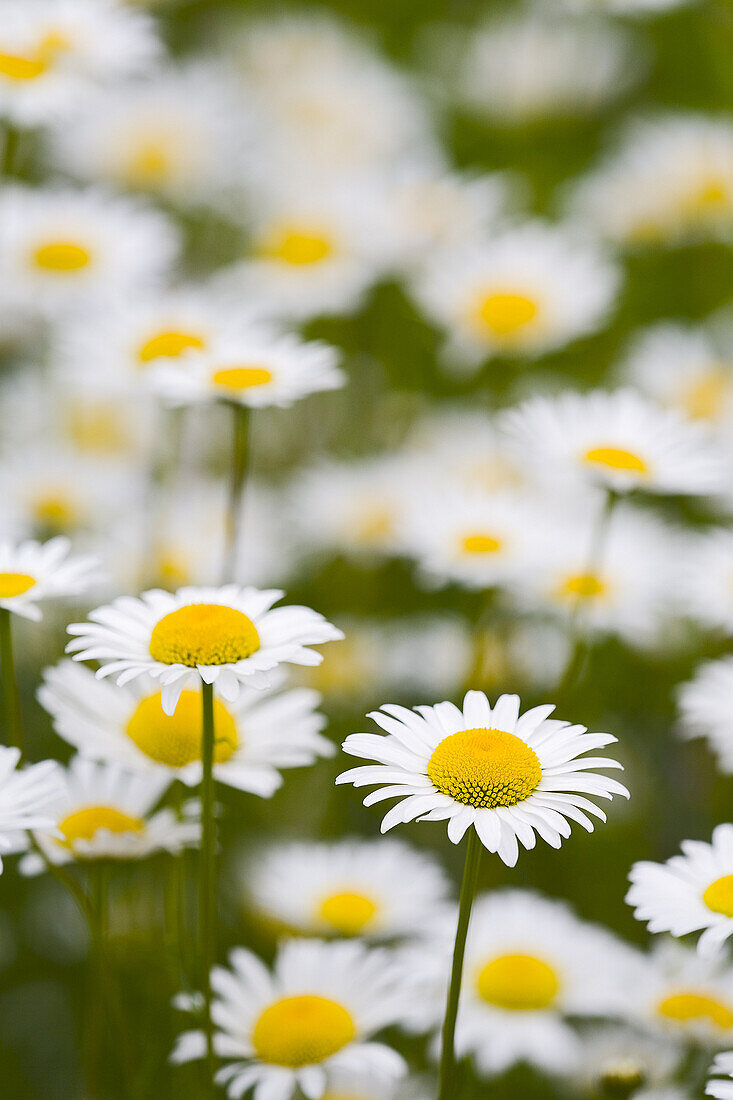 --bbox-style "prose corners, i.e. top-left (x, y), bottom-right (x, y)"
top-left (337, 690), bottom-right (628, 868)
top-left (411, 222), bottom-right (620, 367)
top-left (0, 536), bottom-right (99, 621)
top-left (0, 747), bottom-right (63, 872)
top-left (708, 1052), bottom-right (733, 1099)
top-left (147, 330), bottom-right (345, 410)
top-left (628, 826), bottom-right (733, 958)
top-left (19, 756), bottom-right (197, 872)
top-left (244, 838), bottom-right (452, 939)
top-left (634, 942), bottom-right (733, 1046)
top-left (678, 657), bottom-right (733, 772)
top-left (0, 186), bottom-right (179, 318)
top-left (402, 409), bottom-right (527, 496)
top-left (66, 585), bottom-right (344, 716)
top-left (500, 389), bottom-right (727, 496)
top-left (678, 530), bottom-right (733, 635)
top-left (570, 1025), bottom-right (682, 1099)
top-left (39, 661), bottom-right (333, 797)
top-left (171, 938), bottom-right (409, 1100)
